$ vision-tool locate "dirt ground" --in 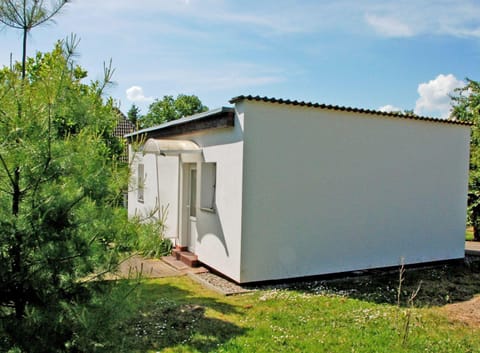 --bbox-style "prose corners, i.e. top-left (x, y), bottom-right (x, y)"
top-left (442, 295), bottom-right (480, 327)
